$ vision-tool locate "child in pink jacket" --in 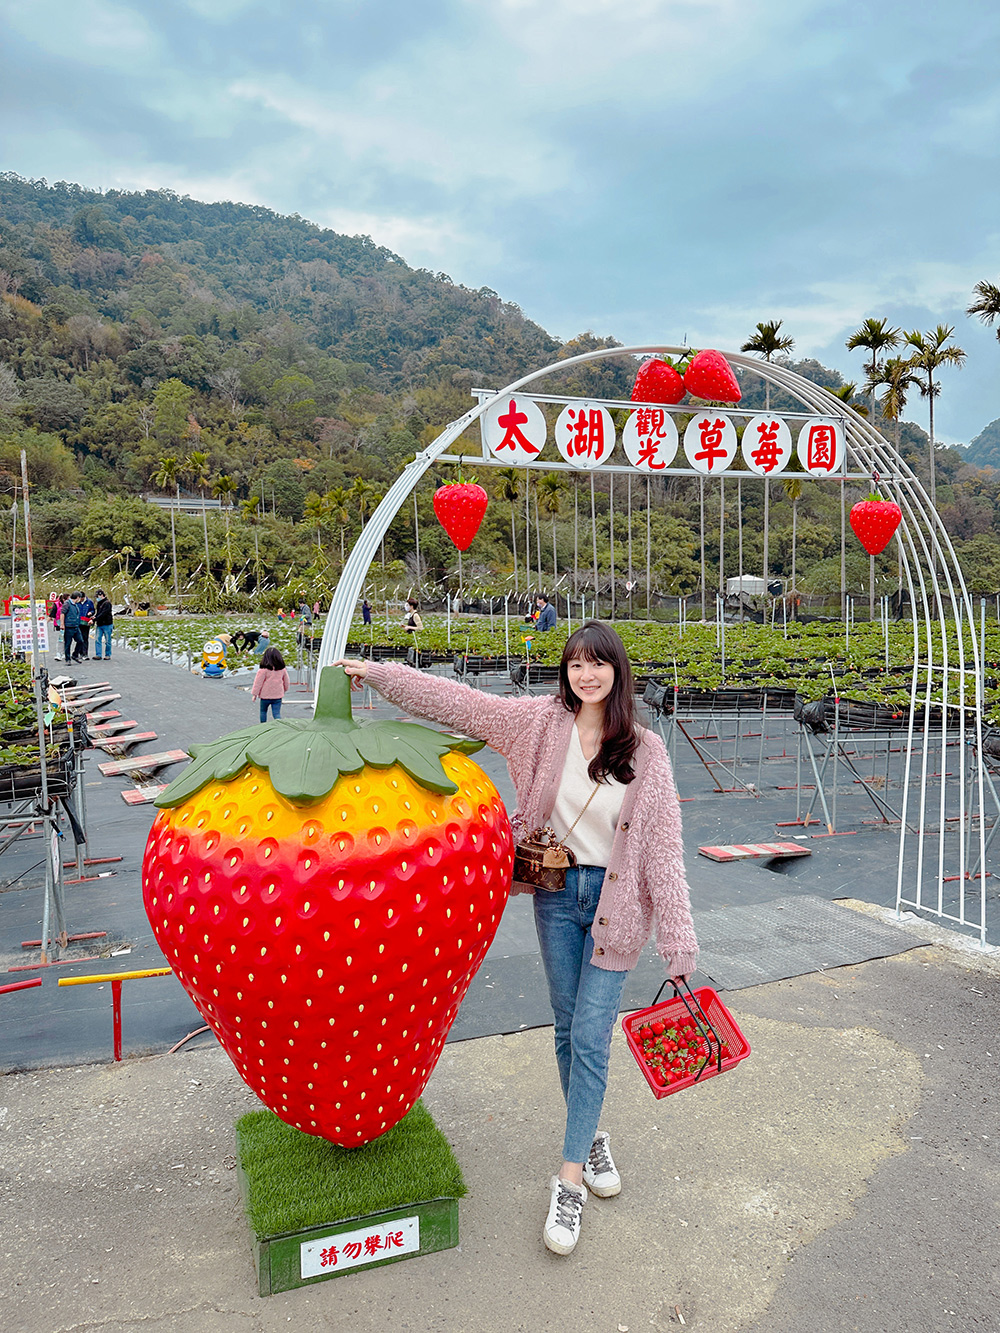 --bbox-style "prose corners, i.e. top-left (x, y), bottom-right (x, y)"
top-left (251, 647), bottom-right (290, 722)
